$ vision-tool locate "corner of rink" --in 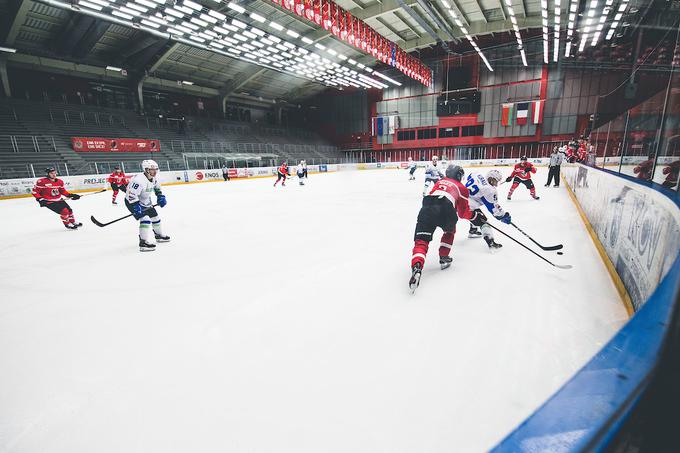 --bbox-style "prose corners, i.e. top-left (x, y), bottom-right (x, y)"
top-left (0, 165), bottom-right (629, 453)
